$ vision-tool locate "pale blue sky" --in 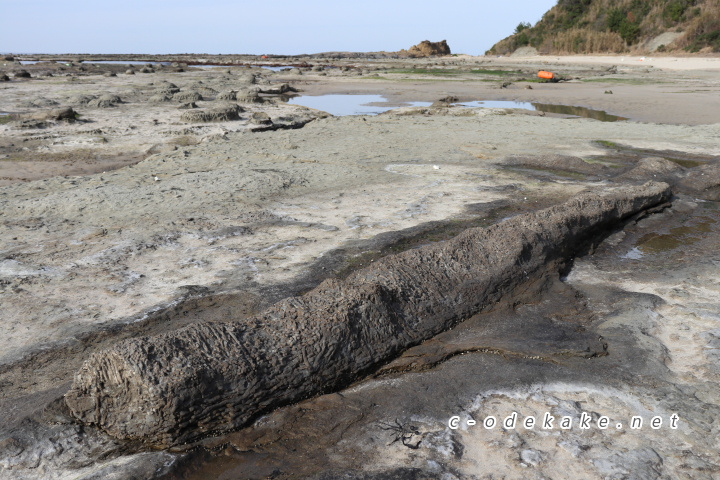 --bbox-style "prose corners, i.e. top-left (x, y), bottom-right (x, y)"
top-left (1, 0), bottom-right (557, 55)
